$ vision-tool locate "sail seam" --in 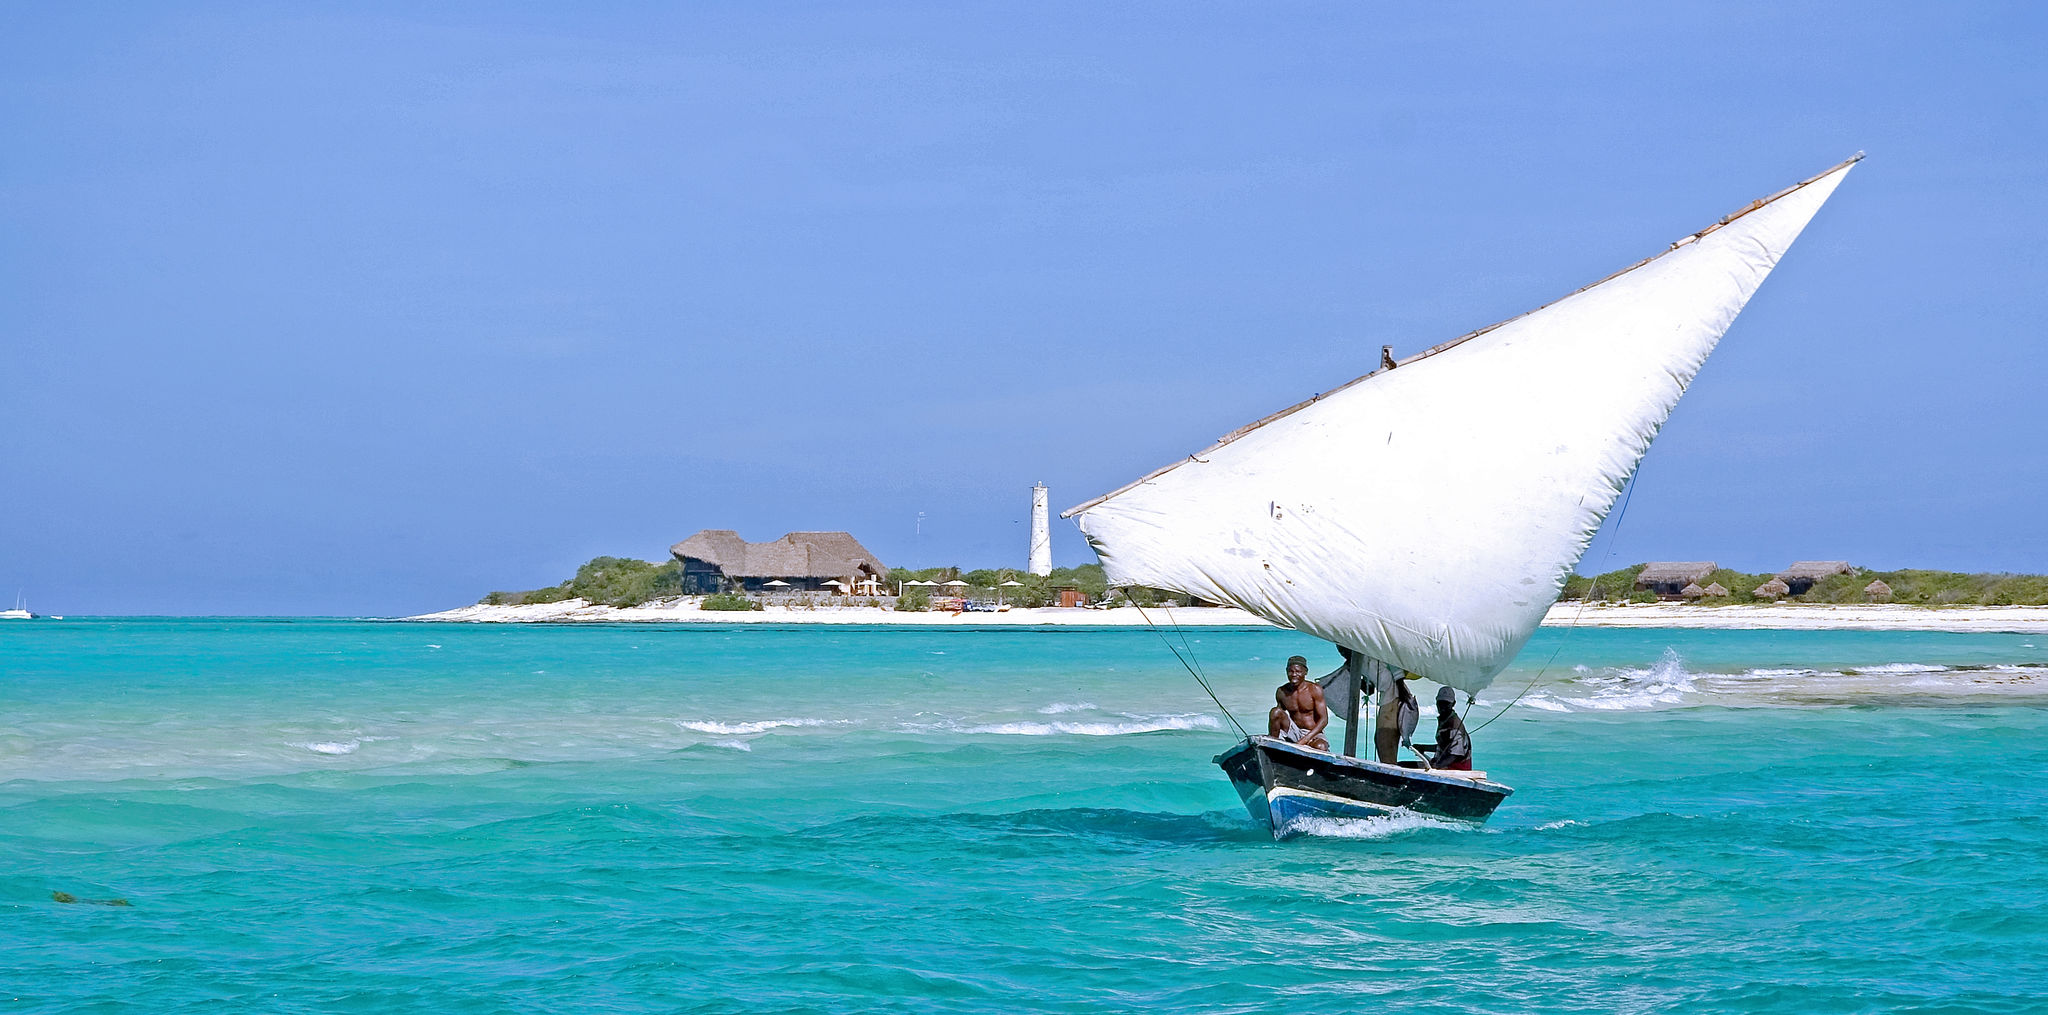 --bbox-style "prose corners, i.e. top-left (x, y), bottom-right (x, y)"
top-left (1062, 152), bottom-right (1863, 518)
